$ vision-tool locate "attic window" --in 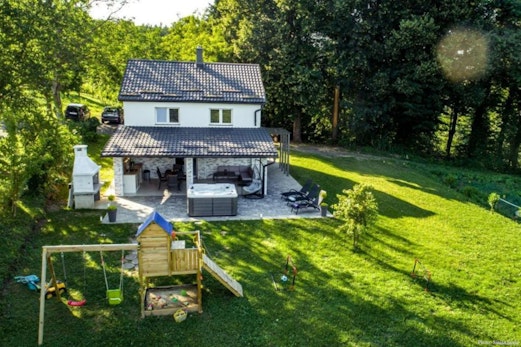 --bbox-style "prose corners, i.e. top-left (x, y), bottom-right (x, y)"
top-left (161, 93), bottom-right (180, 97)
top-left (241, 95), bottom-right (260, 99)
top-left (120, 92), bottom-right (140, 97)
